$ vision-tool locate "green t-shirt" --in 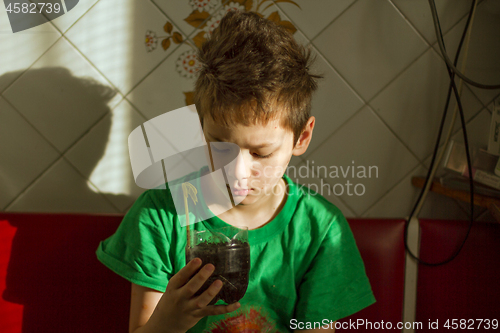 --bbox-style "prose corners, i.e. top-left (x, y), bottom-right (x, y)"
top-left (96, 169), bottom-right (375, 332)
